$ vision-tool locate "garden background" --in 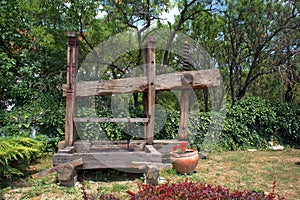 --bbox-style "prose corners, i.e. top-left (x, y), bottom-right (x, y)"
top-left (0, 0), bottom-right (299, 199)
